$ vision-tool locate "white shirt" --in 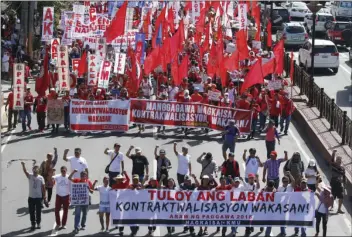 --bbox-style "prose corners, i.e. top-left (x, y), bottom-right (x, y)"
top-left (232, 184), bottom-right (244, 191)
top-left (245, 156), bottom-right (260, 178)
top-left (242, 182), bottom-right (258, 192)
top-left (168, 86), bottom-right (179, 101)
top-left (67, 156), bottom-right (88, 179)
top-left (305, 168), bottom-right (317, 185)
top-left (317, 201), bottom-right (328, 214)
top-left (141, 79), bottom-right (153, 97)
top-left (277, 184), bottom-right (294, 192)
top-left (177, 153), bottom-right (190, 175)
top-left (54, 175), bottom-right (70, 197)
top-left (97, 185), bottom-right (111, 207)
top-left (107, 150), bottom-right (124, 172)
